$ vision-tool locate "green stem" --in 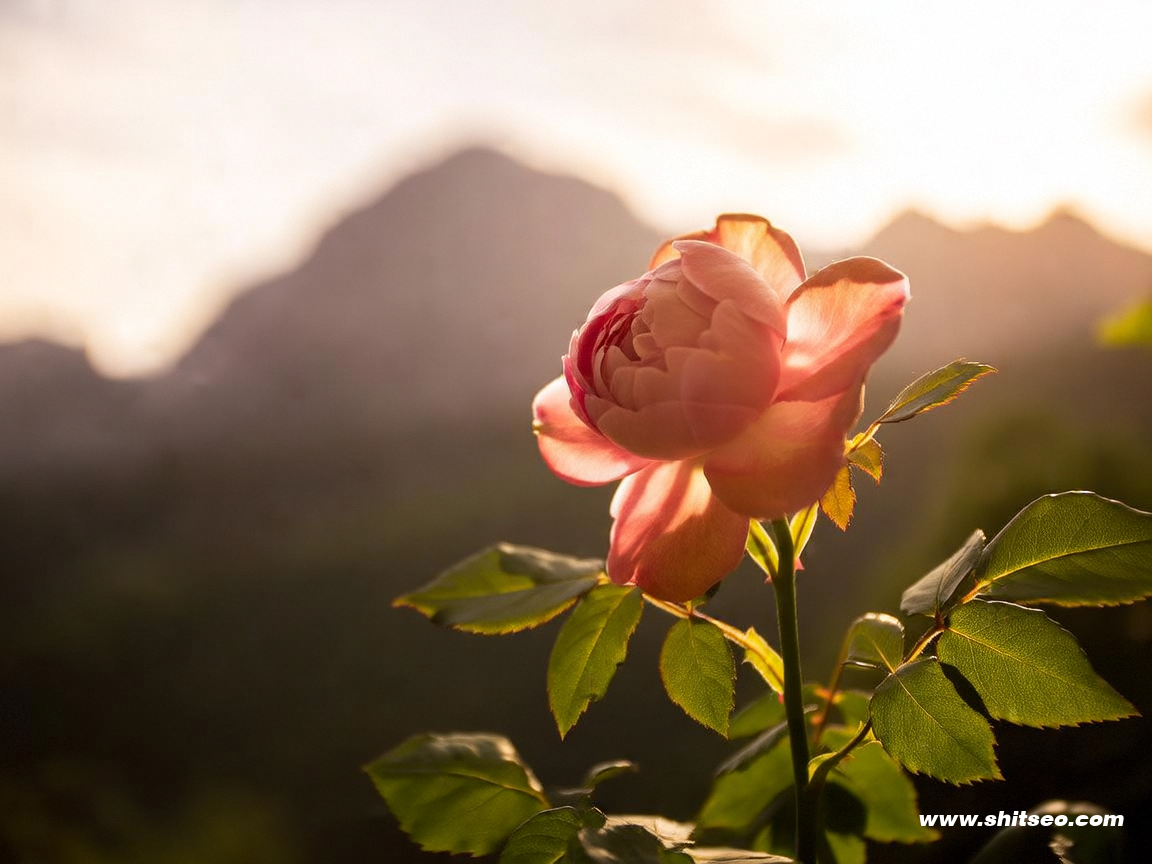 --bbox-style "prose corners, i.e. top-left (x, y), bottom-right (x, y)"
top-left (770, 518), bottom-right (816, 864)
